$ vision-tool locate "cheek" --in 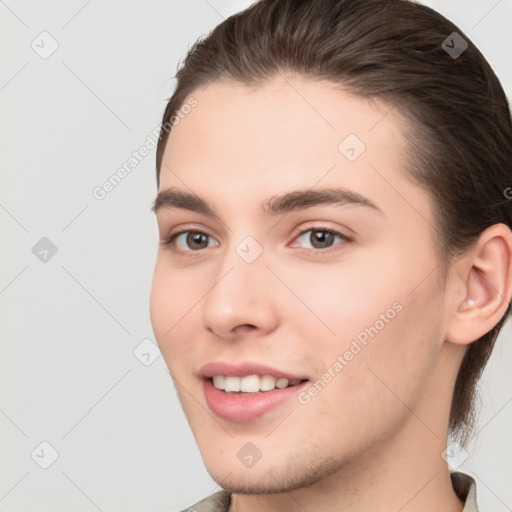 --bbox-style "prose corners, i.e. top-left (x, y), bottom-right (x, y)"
top-left (293, 248), bottom-right (442, 411)
top-left (149, 261), bottom-right (170, 339)
top-left (292, 240), bottom-right (439, 357)
top-left (149, 261), bottom-right (196, 368)
top-left (280, 251), bottom-right (402, 343)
